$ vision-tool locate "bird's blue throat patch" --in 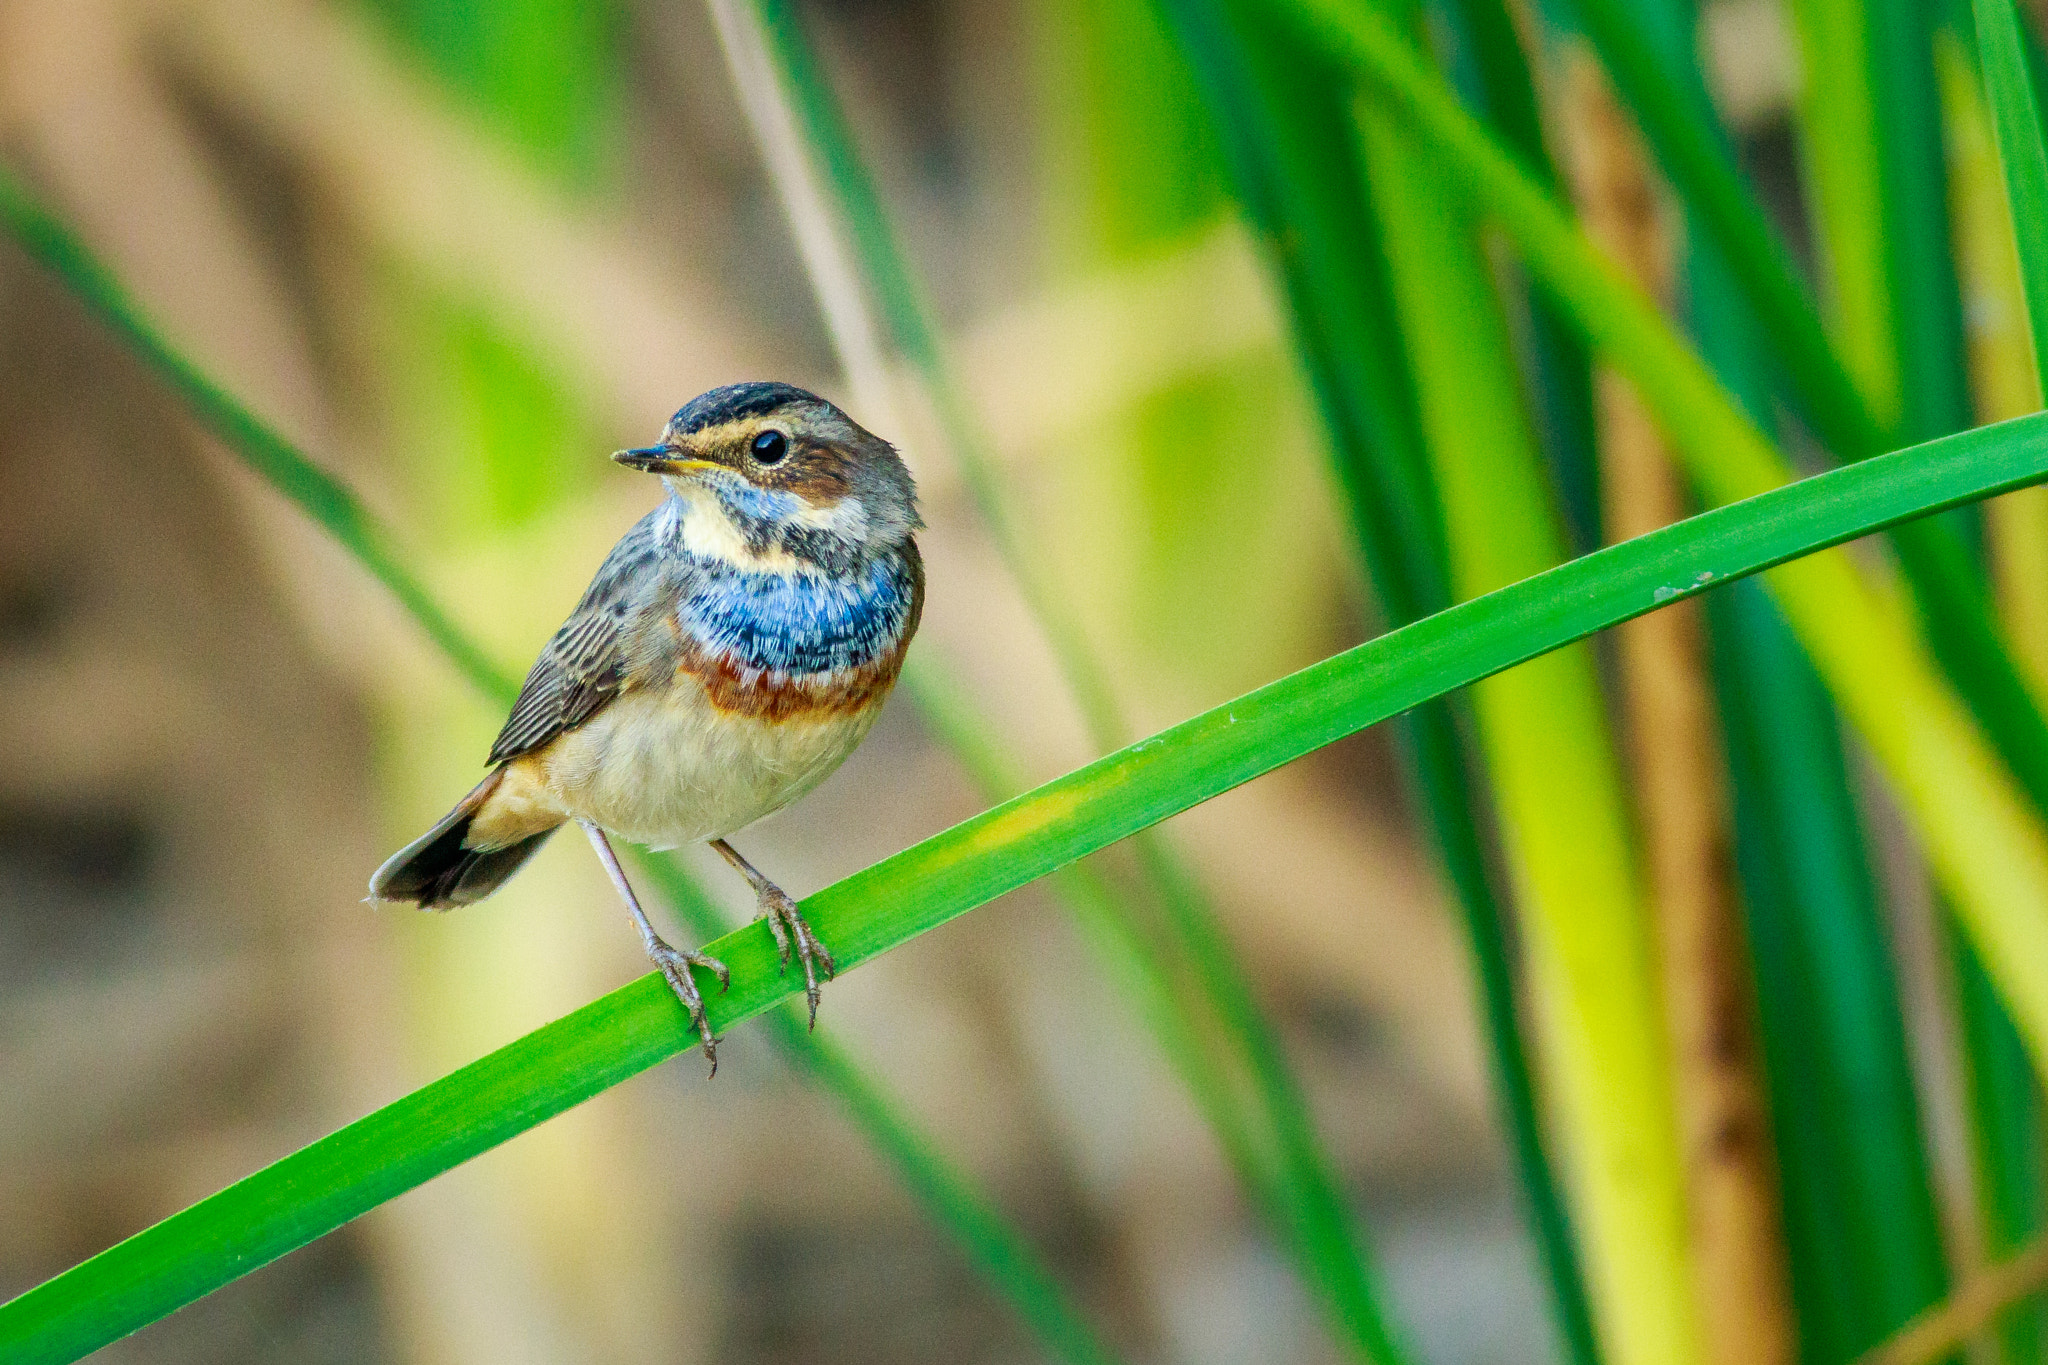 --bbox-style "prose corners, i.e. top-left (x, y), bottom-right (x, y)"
top-left (714, 481), bottom-right (803, 534)
top-left (681, 550), bottom-right (916, 677)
